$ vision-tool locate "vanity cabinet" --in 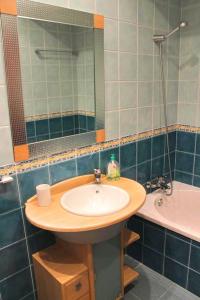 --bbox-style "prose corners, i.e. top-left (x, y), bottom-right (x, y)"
top-left (32, 228), bottom-right (140, 300)
top-left (27, 176), bottom-right (145, 300)
top-left (33, 244), bottom-right (90, 300)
